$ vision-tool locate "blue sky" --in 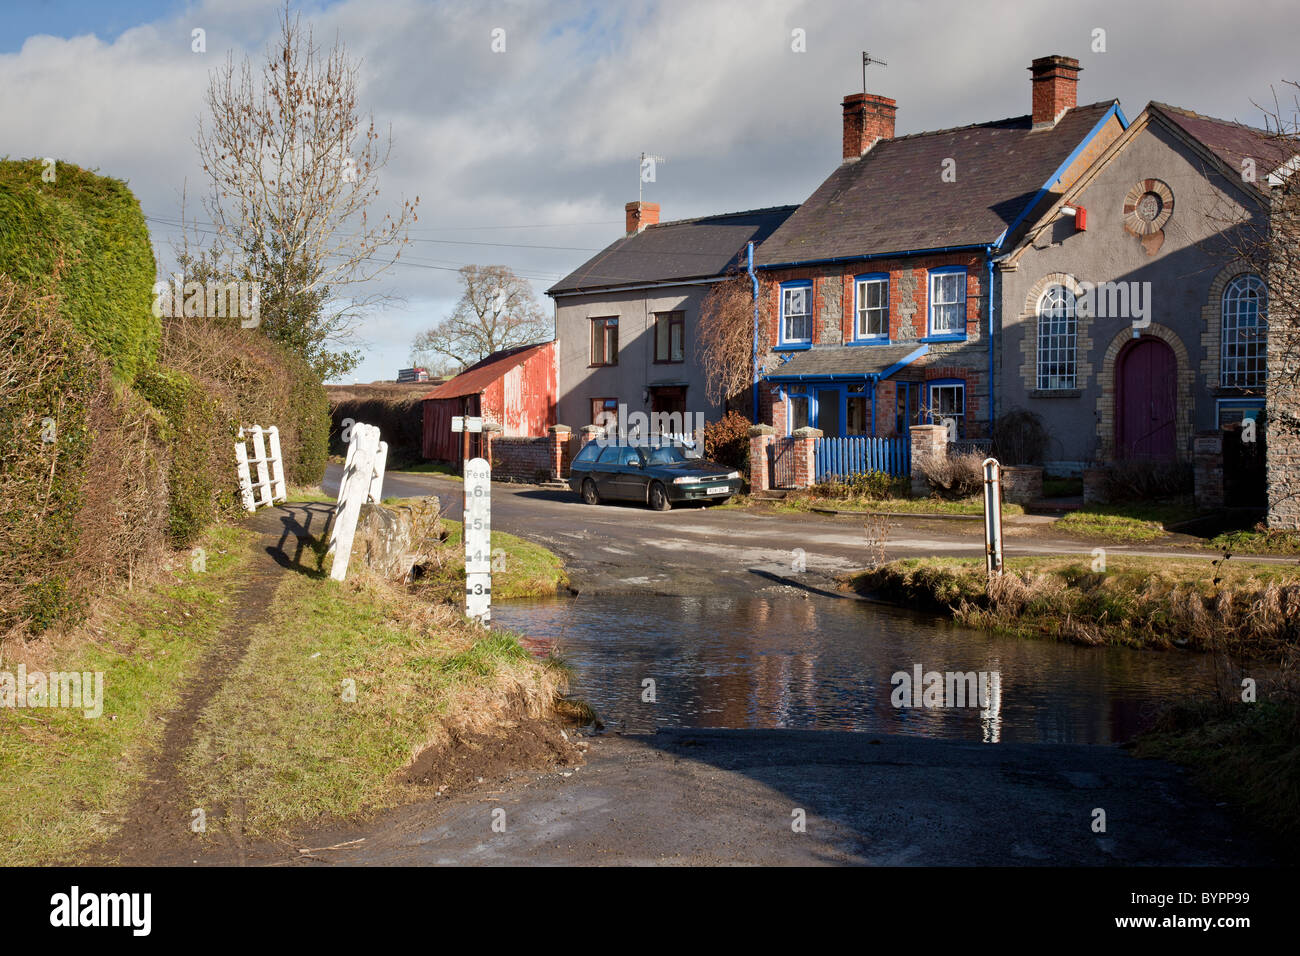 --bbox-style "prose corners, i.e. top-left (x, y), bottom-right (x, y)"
top-left (2, 0), bottom-right (1298, 382)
